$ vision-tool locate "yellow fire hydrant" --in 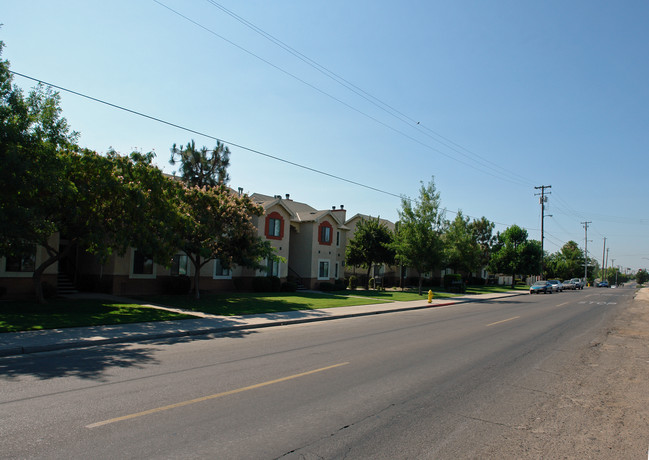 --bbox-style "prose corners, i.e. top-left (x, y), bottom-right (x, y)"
top-left (427, 289), bottom-right (433, 303)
